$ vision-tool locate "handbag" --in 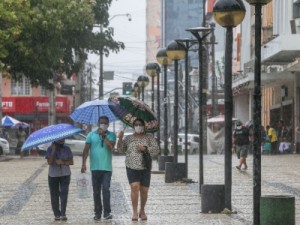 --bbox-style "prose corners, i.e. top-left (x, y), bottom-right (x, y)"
top-left (142, 148), bottom-right (152, 170)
